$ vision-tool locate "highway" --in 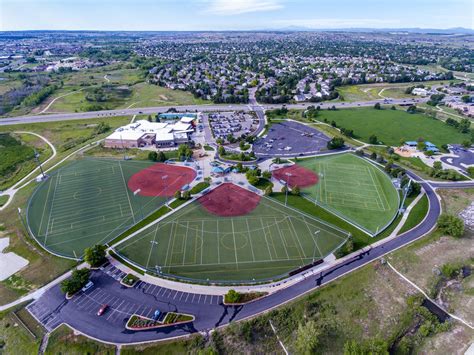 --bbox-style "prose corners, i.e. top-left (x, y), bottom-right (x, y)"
top-left (26, 170), bottom-right (450, 345)
top-left (0, 97), bottom-right (427, 126)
